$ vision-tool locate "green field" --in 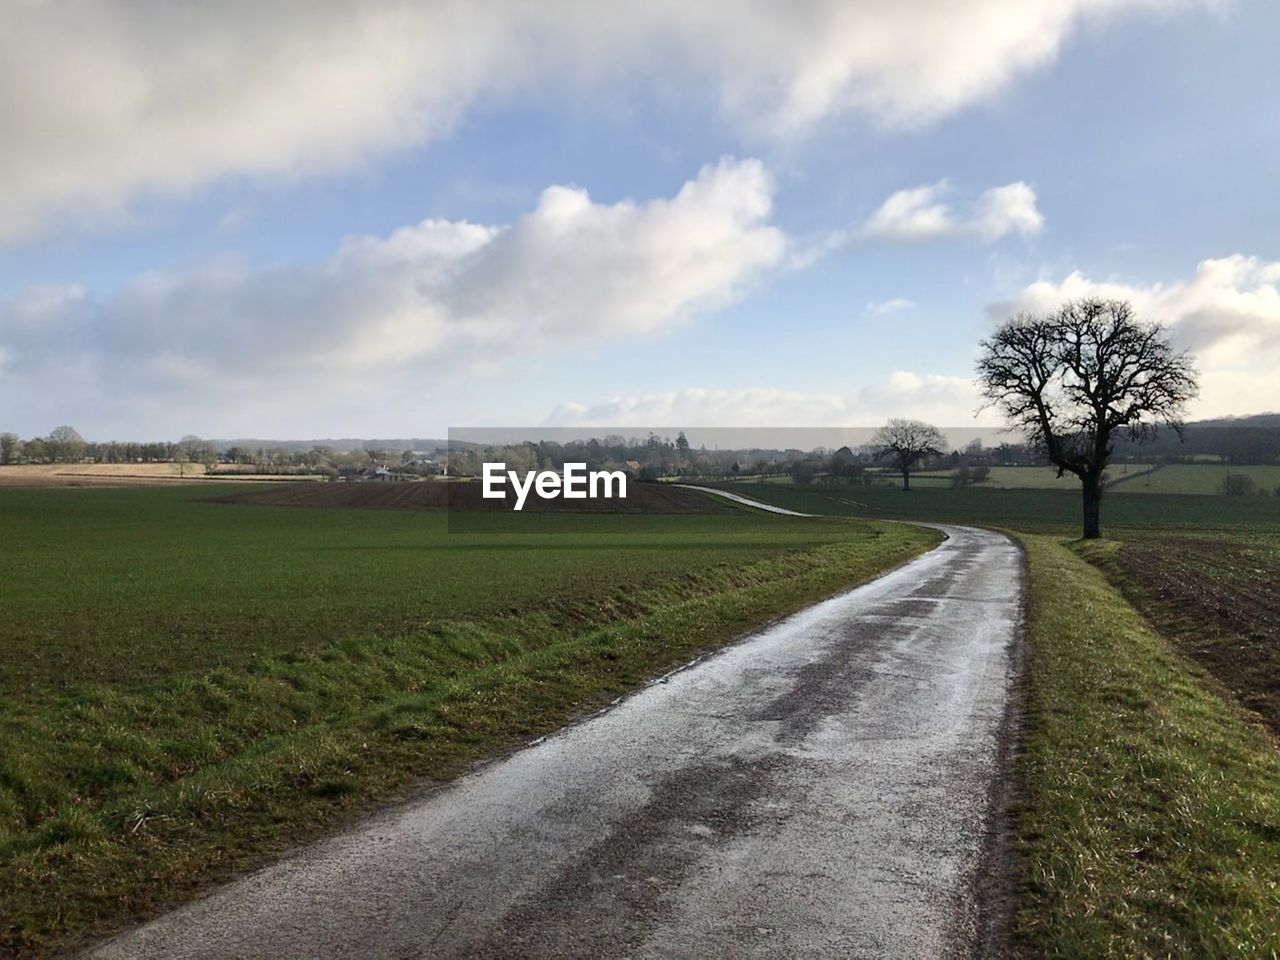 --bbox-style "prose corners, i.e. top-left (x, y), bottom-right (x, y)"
top-left (708, 479), bottom-right (1280, 537)
top-left (0, 485), bottom-right (935, 955)
top-left (735, 462), bottom-right (1279, 495)
top-left (1109, 462), bottom-right (1280, 495)
top-left (979, 463), bottom-right (1156, 490)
